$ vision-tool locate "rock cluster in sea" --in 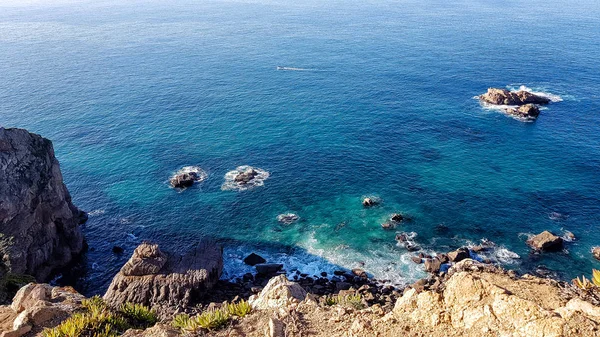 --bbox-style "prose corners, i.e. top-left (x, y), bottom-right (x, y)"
top-left (0, 128), bottom-right (87, 281)
top-left (478, 87), bottom-right (553, 121)
top-left (221, 165), bottom-right (270, 191)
